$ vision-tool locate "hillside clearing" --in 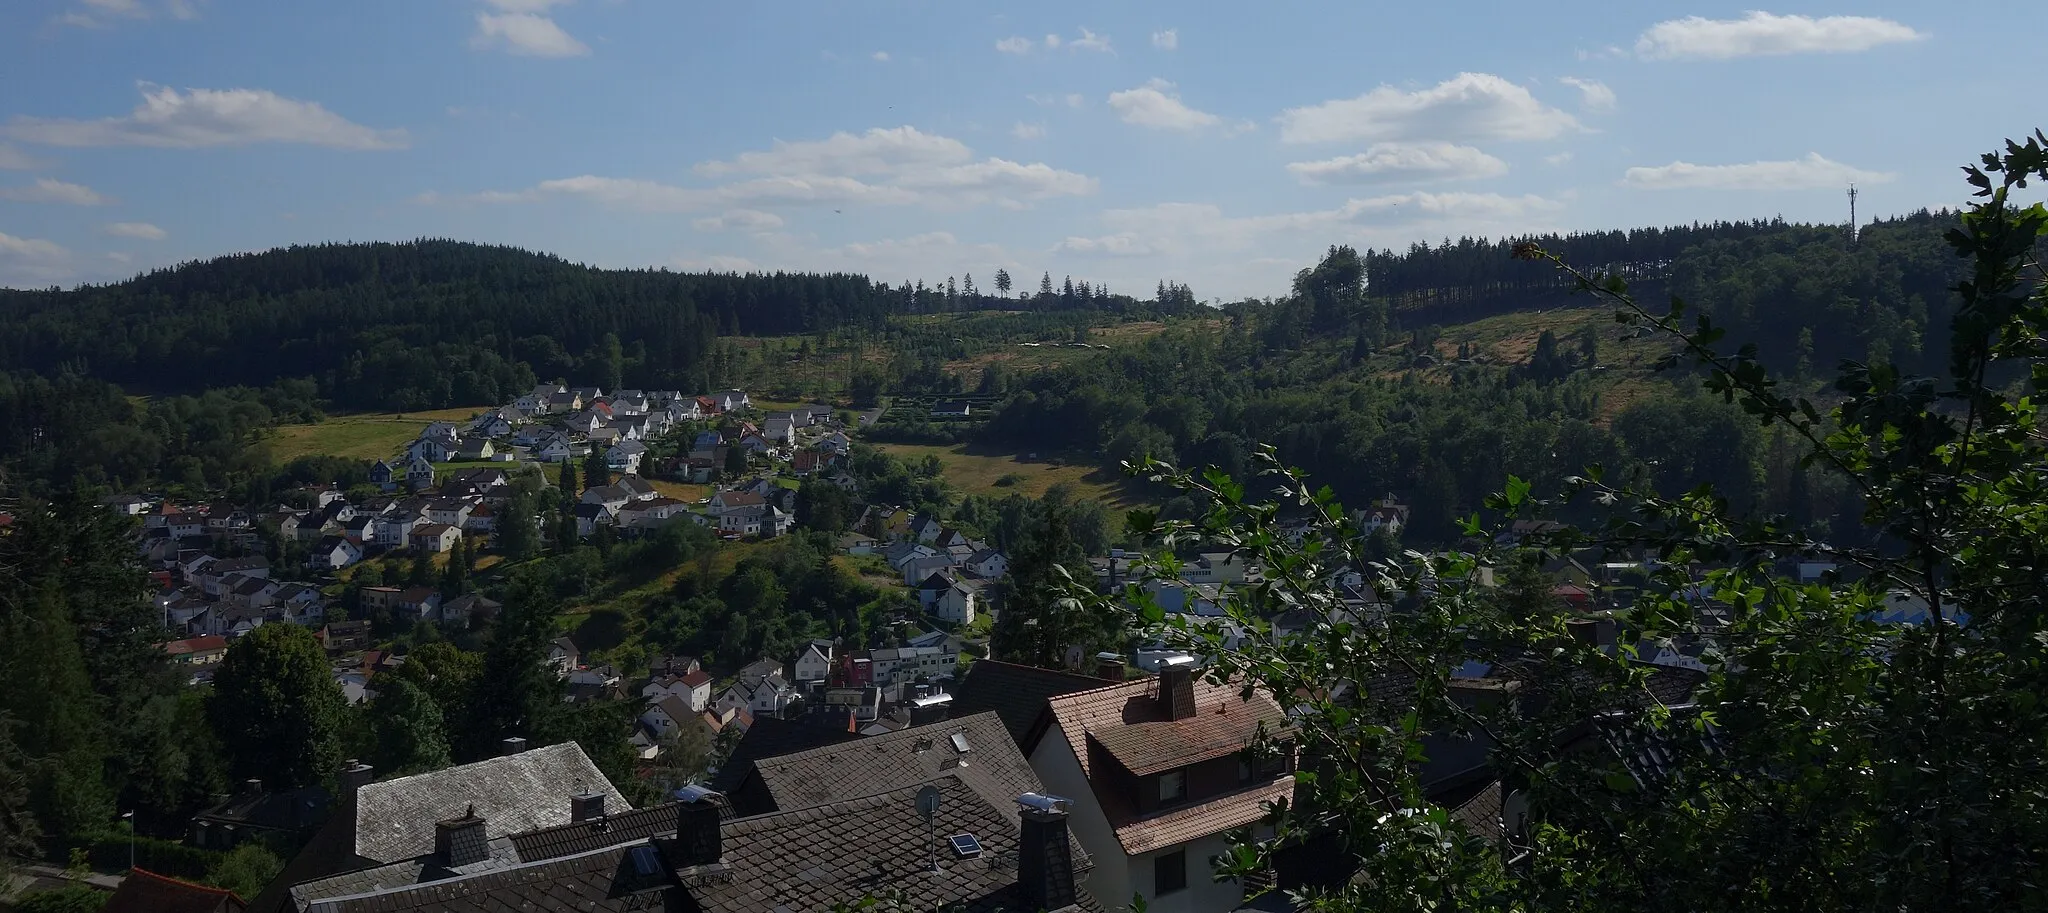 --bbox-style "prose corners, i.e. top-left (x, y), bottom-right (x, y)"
top-left (870, 441), bottom-right (1143, 508)
top-left (265, 406), bottom-right (493, 462)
